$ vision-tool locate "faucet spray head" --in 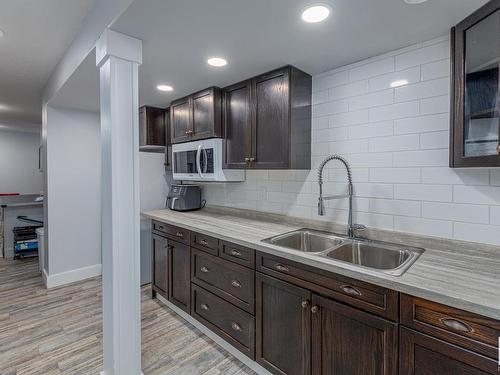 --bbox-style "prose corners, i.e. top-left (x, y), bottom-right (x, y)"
top-left (318, 197), bottom-right (325, 216)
